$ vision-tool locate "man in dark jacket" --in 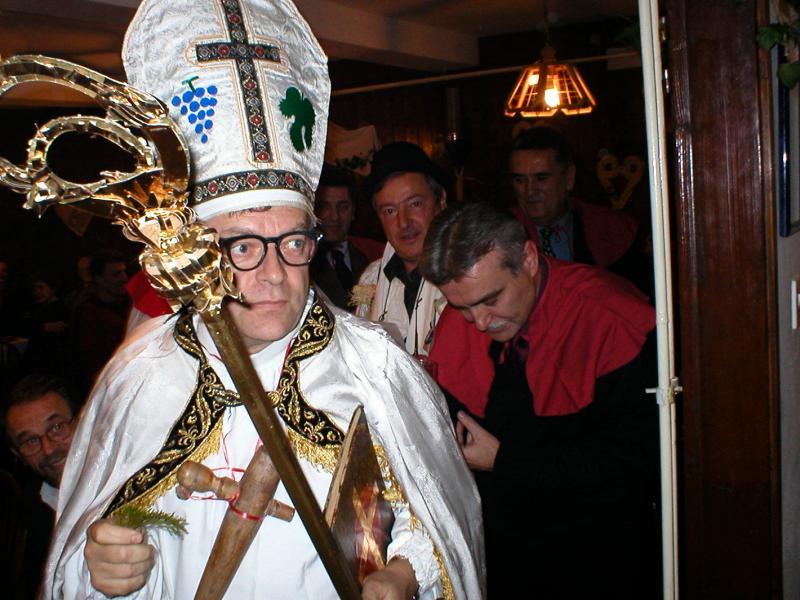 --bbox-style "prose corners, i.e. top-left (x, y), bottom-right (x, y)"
top-left (509, 126), bottom-right (650, 292)
top-left (421, 202), bottom-right (660, 599)
top-left (311, 166), bottom-right (380, 309)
